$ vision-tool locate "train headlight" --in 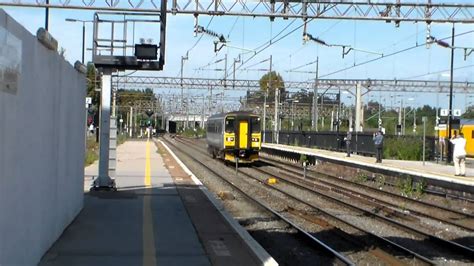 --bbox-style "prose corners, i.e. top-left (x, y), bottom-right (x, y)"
top-left (226, 137), bottom-right (234, 142)
top-left (252, 138), bottom-right (259, 142)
